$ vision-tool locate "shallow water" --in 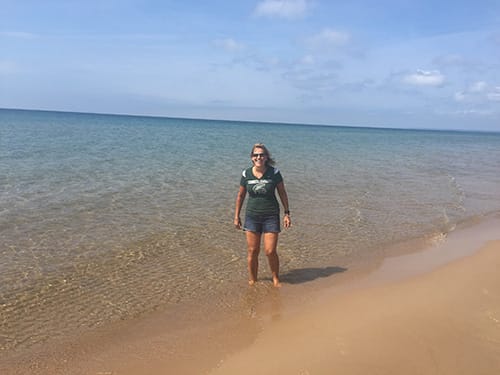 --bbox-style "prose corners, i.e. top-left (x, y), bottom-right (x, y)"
top-left (1, 108), bottom-right (500, 353)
